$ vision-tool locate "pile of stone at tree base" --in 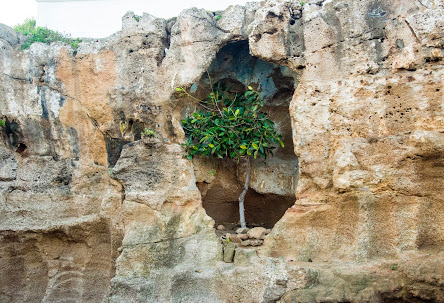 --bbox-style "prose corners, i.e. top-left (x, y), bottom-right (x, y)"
top-left (220, 226), bottom-right (271, 263)
top-left (220, 226), bottom-right (271, 247)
